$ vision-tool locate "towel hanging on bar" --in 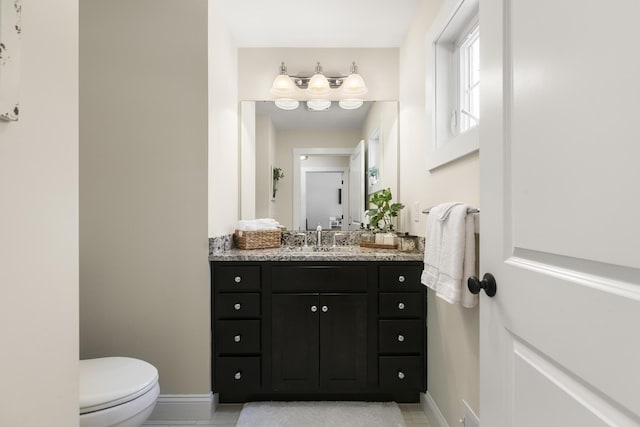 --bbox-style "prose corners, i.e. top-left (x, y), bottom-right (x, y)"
top-left (422, 207), bottom-right (479, 214)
